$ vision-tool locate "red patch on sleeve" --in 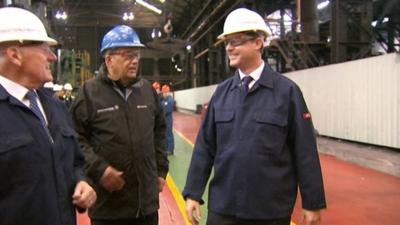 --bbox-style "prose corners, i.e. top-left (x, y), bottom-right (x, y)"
top-left (303, 112), bottom-right (312, 119)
